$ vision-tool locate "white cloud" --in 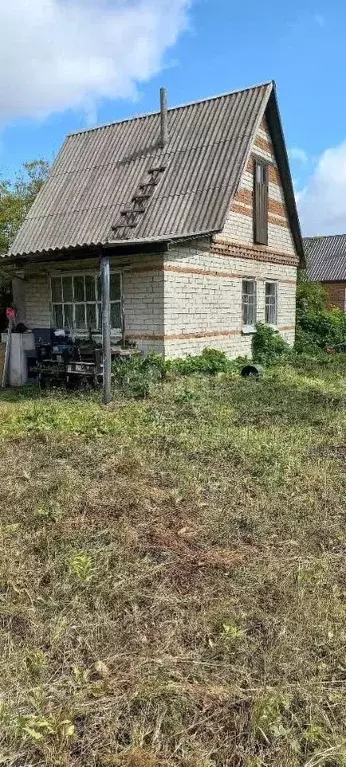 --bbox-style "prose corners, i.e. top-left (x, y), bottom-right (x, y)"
top-left (0, 0), bottom-right (191, 126)
top-left (289, 147), bottom-right (308, 165)
top-left (297, 142), bottom-right (346, 235)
